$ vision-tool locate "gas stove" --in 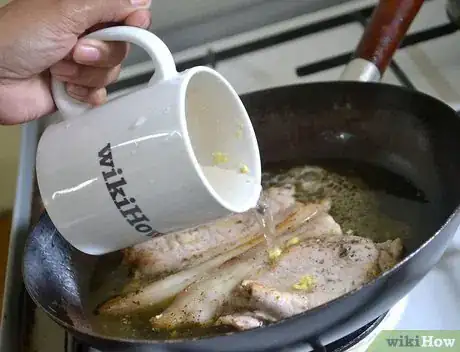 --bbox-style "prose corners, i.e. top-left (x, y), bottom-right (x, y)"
top-left (2, 1), bottom-right (460, 352)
